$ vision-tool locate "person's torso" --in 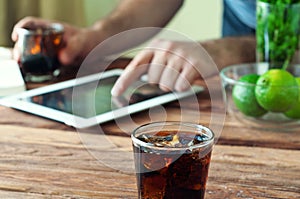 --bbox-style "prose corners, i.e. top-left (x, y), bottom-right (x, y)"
top-left (225, 0), bottom-right (256, 28)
